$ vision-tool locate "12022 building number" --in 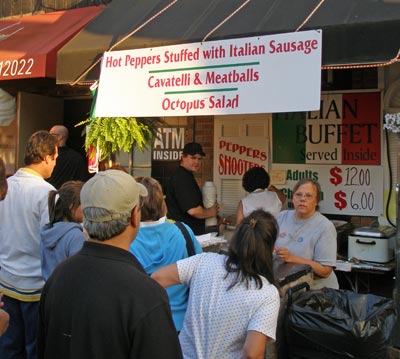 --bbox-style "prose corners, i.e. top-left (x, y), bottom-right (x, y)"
top-left (0, 59), bottom-right (34, 77)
